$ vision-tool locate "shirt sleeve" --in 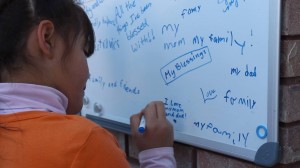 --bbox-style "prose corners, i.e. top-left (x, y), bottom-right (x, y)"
top-left (138, 147), bottom-right (177, 168)
top-left (71, 126), bottom-right (130, 168)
